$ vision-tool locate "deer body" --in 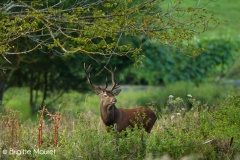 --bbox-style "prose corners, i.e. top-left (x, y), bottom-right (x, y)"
top-left (84, 64), bottom-right (157, 133)
top-left (102, 106), bottom-right (156, 133)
